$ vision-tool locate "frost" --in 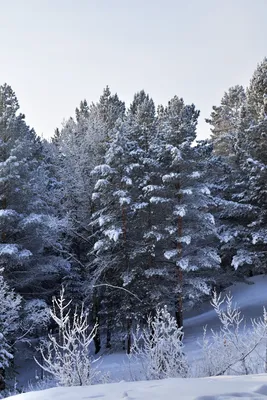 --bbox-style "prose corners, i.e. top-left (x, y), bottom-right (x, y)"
top-left (144, 231), bottom-right (163, 241)
top-left (162, 172), bottom-right (180, 183)
top-left (142, 185), bottom-right (164, 193)
top-left (92, 164), bottom-right (113, 175)
top-left (174, 205), bottom-right (186, 217)
top-left (145, 268), bottom-right (166, 277)
top-left (23, 299), bottom-right (51, 332)
top-left (181, 188), bottom-right (193, 195)
top-left (126, 163), bottom-right (140, 171)
top-left (93, 240), bottom-right (105, 251)
top-left (187, 277), bottom-right (210, 295)
top-left (200, 186), bottom-right (211, 195)
top-left (150, 197), bottom-right (170, 204)
top-left (205, 213), bottom-right (215, 225)
top-left (21, 213), bottom-right (43, 227)
top-left (113, 190), bottom-right (127, 198)
top-left (0, 209), bottom-right (19, 219)
top-left (220, 231), bottom-right (235, 243)
top-left (104, 228), bottom-right (122, 242)
top-left (19, 249), bottom-right (32, 258)
top-left (165, 144), bottom-right (182, 162)
top-left (121, 176), bottom-right (132, 186)
top-left (143, 185), bottom-right (163, 193)
top-left (0, 244), bottom-right (19, 256)
top-left (178, 258), bottom-right (189, 270)
top-left (92, 192), bottom-right (100, 201)
top-left (119, 196), bottom-right (131, 205)
top-left (164, 249), bottom-right (177, 260)
top-left (191, 171), bottom-right (201, 178)
top-left (207, 250), bottom-right (221, 264)
top-left (98, 216), bottom-right (105, 227)
top-left (180, 235), bottom-right (191, 245)
top-left (165, 226), bottom-right (176, 235)
top-left (231, 251), bottom-right (253, 270)
top-left (94, 179), bottom-right (109, 190)
top-left (252, 231), bottom-right (267, 244)
top-left (132, 202), bottom-right (148, 210)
